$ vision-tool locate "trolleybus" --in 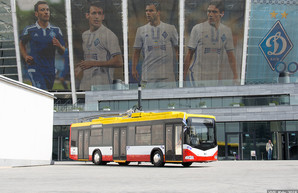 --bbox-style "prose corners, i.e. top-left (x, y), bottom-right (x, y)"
top-left (69, 111), bottom-right (217, 167)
